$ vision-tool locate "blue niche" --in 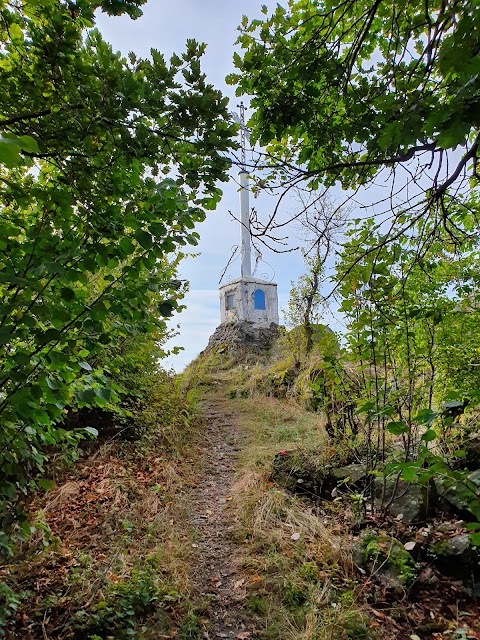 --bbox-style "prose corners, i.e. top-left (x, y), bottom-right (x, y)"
top-left (253, 289), bottom-right (266, 310)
